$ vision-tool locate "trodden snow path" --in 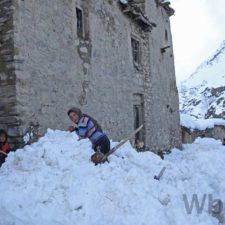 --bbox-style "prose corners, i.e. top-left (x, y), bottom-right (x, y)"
top-left (0, 129), bottom-right (225, 225)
